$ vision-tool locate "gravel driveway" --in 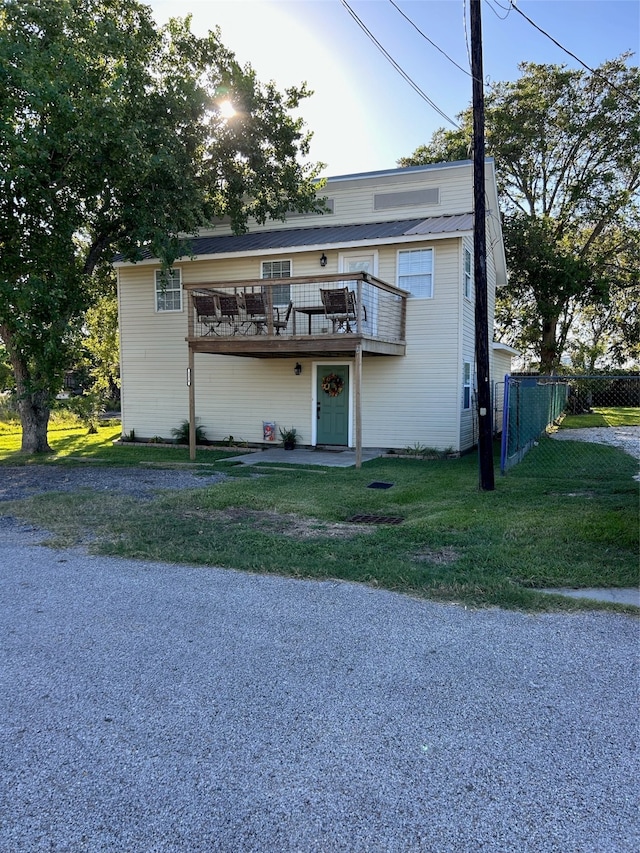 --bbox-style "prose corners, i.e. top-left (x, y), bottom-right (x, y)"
top-left (551, 424), bottom-right (640, 460)
top-left (0, 463), bottom-right (228, 503)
